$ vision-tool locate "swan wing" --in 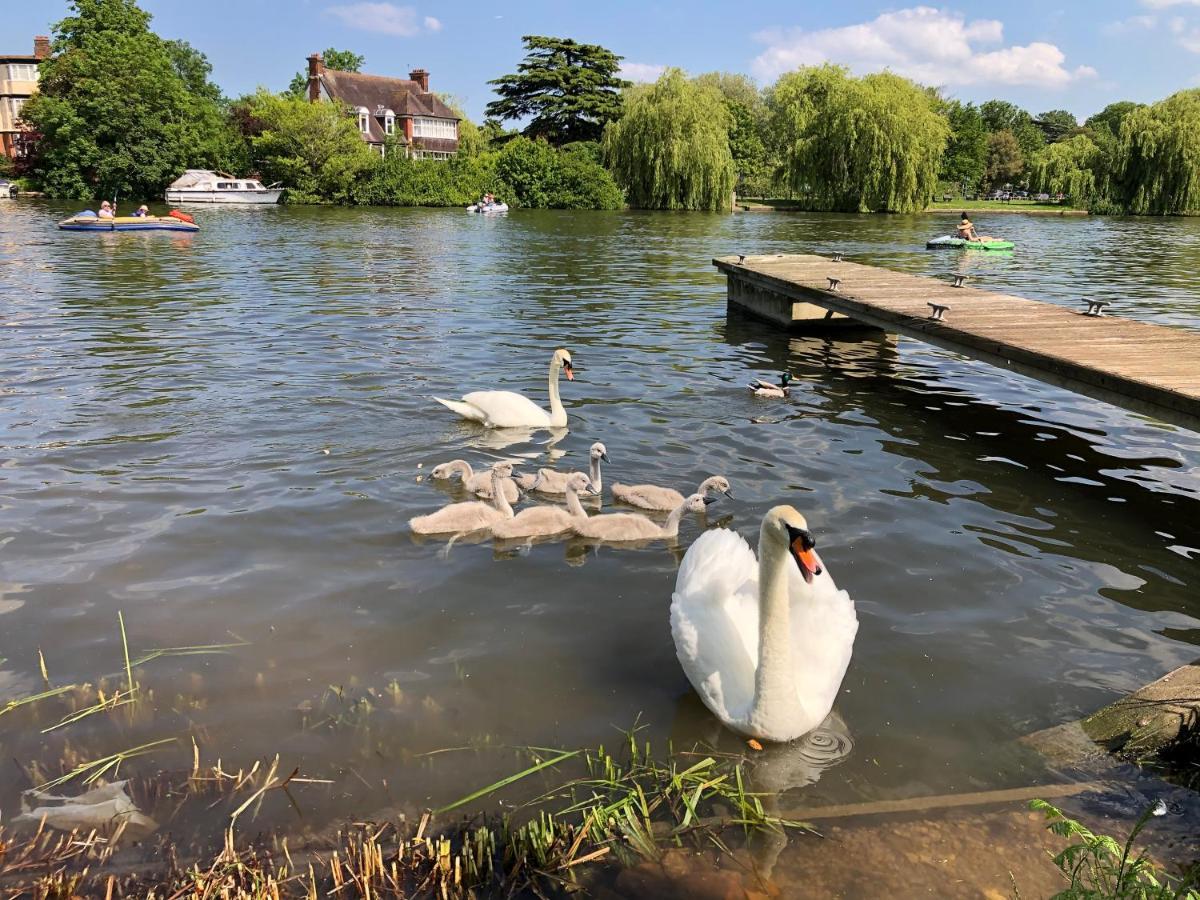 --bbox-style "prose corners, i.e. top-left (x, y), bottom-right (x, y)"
top-left (787, 557), bottom-right (858, 725)
top-left (461, 391), bottom-right (552, 428)
top-left (671, 528), bottom-right (761, 726)
top-left (432, 396), bottom-right (488, 423)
